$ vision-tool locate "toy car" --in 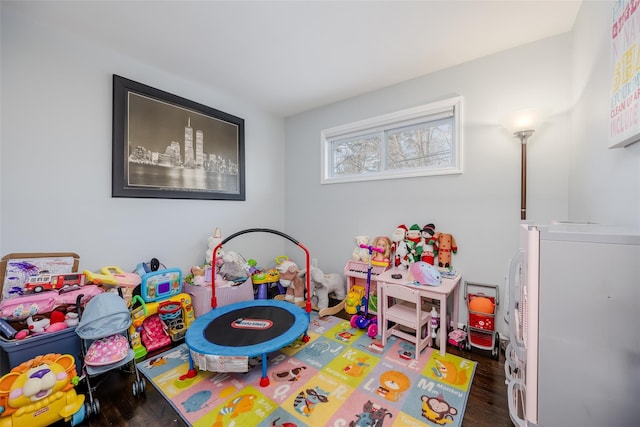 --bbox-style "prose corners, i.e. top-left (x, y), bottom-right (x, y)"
top-left (24, 273), bottom-right (85, 293)
top-left (448, 328), bottom-right (467, 351)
